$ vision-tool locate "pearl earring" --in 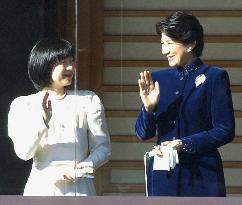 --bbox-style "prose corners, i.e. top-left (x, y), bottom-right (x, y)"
top-left (187, 47), bottom-right (192, 52)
